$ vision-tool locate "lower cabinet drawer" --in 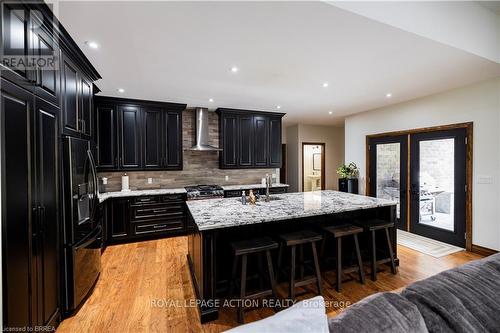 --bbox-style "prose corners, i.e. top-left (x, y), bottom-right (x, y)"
top-left (131, 204), bottom-right (184, 221)
top-left (133, 220), bottom-right (184, 235)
